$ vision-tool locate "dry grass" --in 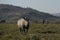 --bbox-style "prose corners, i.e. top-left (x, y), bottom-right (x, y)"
top-left (0, 23), bottom-right (60, 40)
